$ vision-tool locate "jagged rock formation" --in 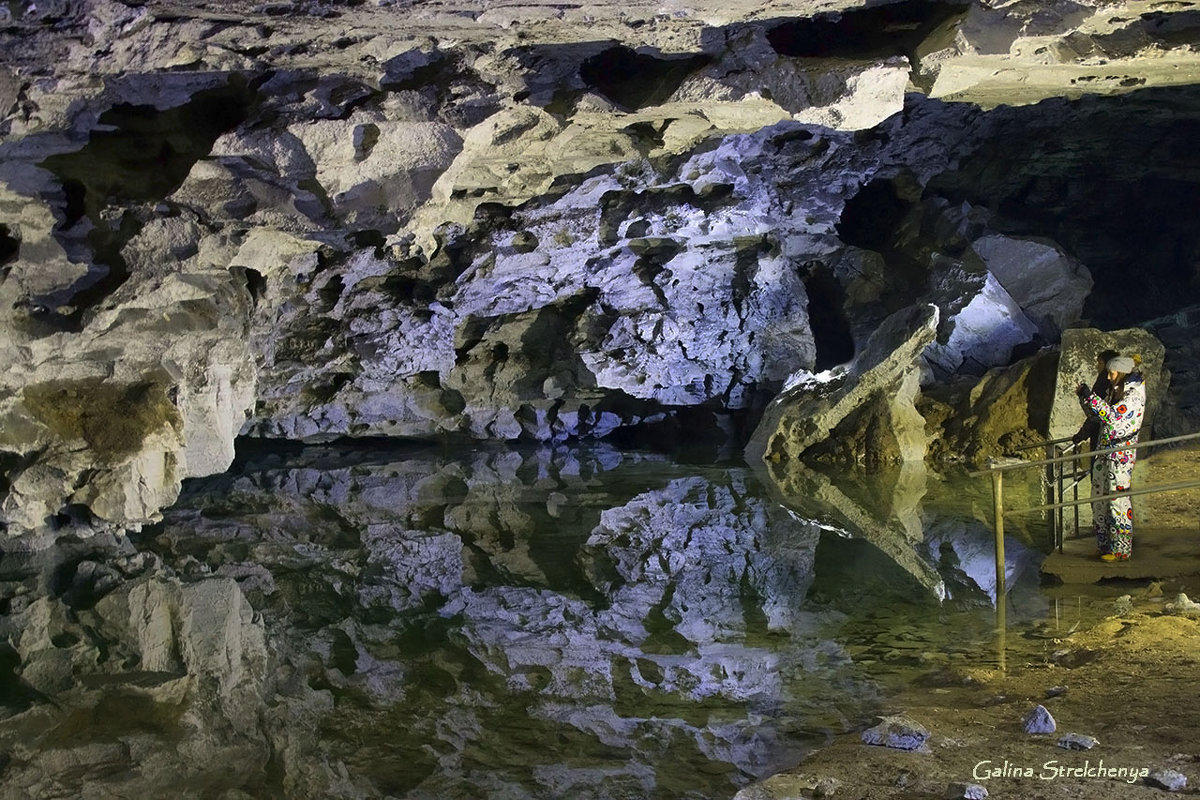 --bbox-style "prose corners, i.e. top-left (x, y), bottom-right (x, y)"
top-left (1, 0), bottom-right (1199, 537)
